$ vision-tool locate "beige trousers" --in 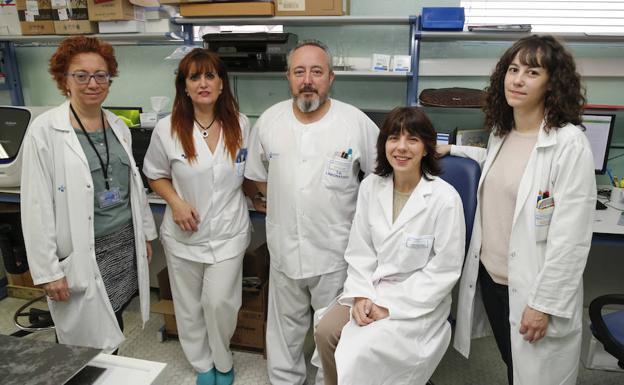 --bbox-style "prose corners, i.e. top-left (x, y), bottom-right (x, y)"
top-left (314, 304), bottom-right (350, 385)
